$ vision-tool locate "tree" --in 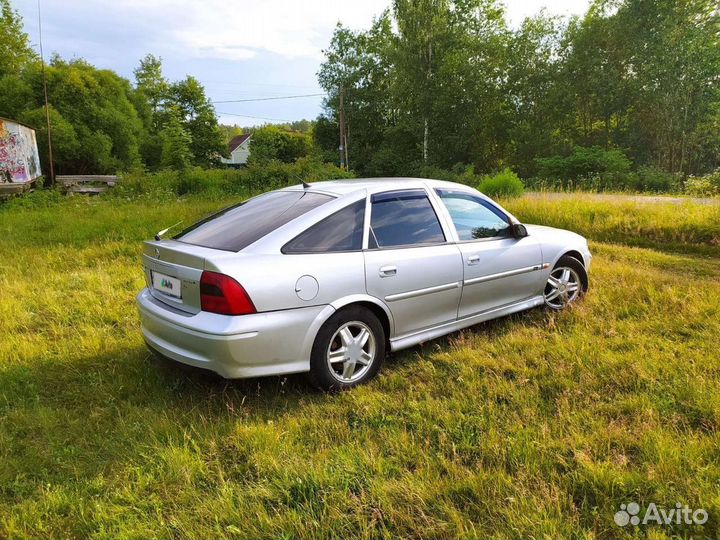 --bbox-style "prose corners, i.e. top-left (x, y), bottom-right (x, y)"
top-left (248, 125), bottom-right (313, 164)
top-left (0, 0), bottom-right (35, 76)
top-left (318, 1), bottom-right (511, 175)
top-left (160, 108), bottom-right (193, 170)
top-left (168, 76), bottom-right (225, 166)
top-left (133, 54), bottom-right (168, 117)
